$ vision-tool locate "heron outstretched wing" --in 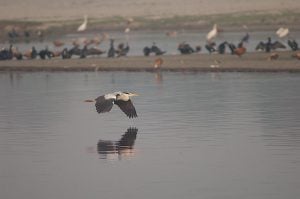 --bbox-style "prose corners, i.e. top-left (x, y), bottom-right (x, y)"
top-left (95, 95), bottom-right (114, 114)
top-left (115, 99), bottom-right (137, 118)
